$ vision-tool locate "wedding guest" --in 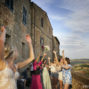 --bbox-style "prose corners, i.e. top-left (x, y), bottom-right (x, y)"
top-left (30, 53), bottom-right (46, 89)
top-left (48, 55), bottom-right (58, 89)
top-left (53, 50), bottom-right (64, 89)
top-left (42, 57), bottom-right (52, 89)
top-left (62, 51), bottom-right (72, 89)
top-left (25, 67), bottom-right (32, 87)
